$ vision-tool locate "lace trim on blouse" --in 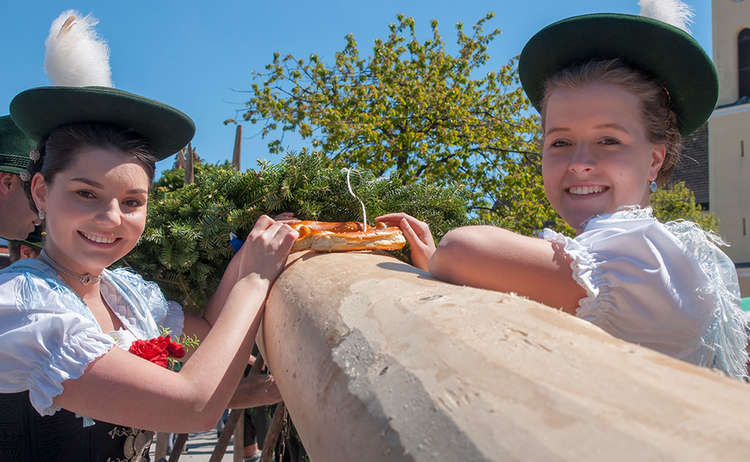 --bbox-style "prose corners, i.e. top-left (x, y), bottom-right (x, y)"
top-left (663, 220), bottom-right (748, 378)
